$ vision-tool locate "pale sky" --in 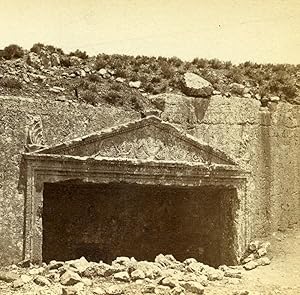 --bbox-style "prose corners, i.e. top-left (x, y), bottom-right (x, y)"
top-left (1, 0), bottom-right (300, 64)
